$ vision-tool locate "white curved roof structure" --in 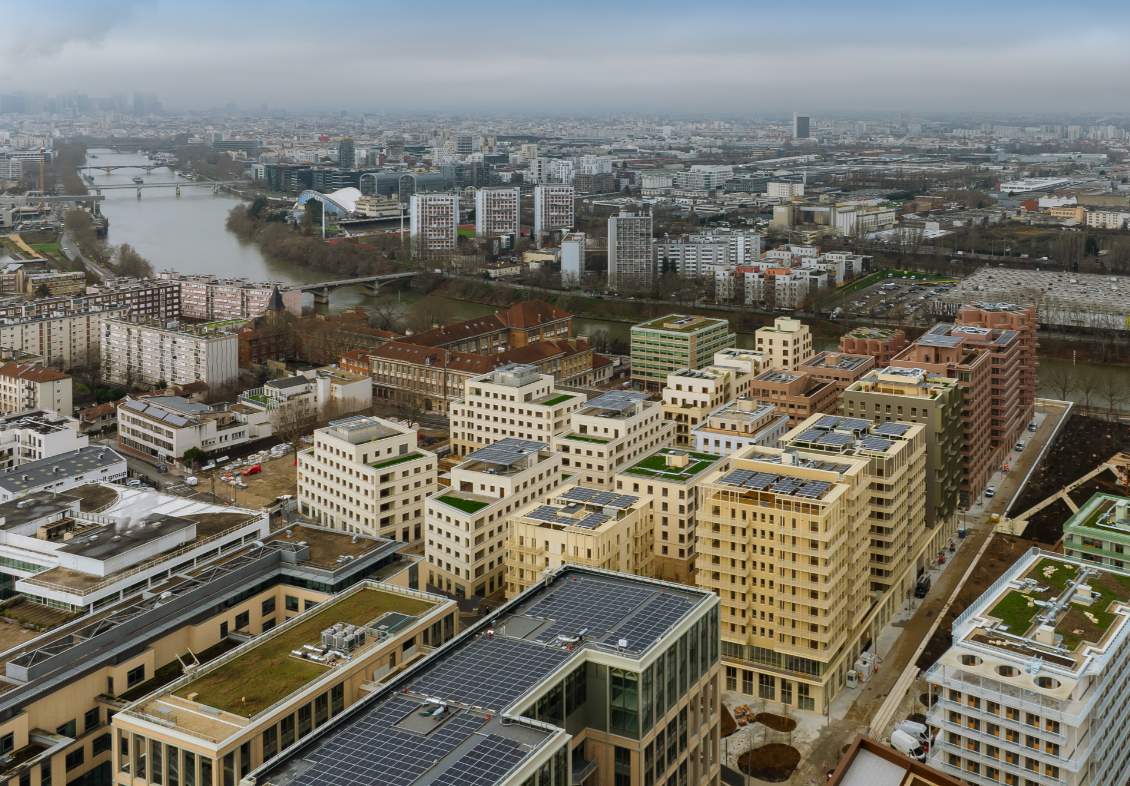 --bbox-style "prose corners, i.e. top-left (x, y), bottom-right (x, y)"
top-left (294, 187), bottom-right (363, 215)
